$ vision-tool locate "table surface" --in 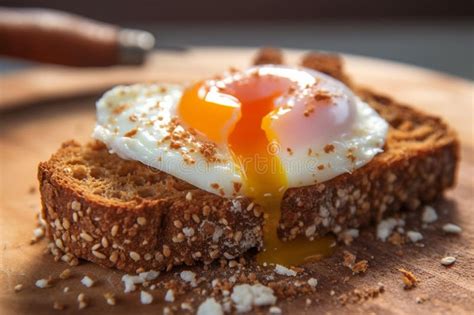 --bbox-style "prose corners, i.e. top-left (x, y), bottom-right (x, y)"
top-left (0, 48), bottom-right (473, 315)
